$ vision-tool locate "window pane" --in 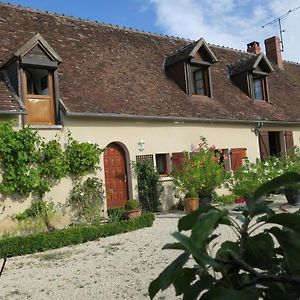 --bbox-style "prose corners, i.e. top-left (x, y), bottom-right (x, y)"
top-left (26, 68), bottom-right (49, 96)
top-left (155, 154), bottom-right (168, 175)
top-left (254, 78), bottom-right (263, 100)
top-left (193, 69), bottom-right (206, 95)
